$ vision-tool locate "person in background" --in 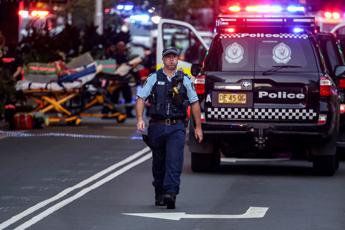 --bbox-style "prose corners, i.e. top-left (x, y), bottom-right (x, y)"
top-left (112, 41), bottom-right (135, 118)
top-left (2, 43), bottom-right (23, 81)
top-left (0, 43), bottom-right (19, 128)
